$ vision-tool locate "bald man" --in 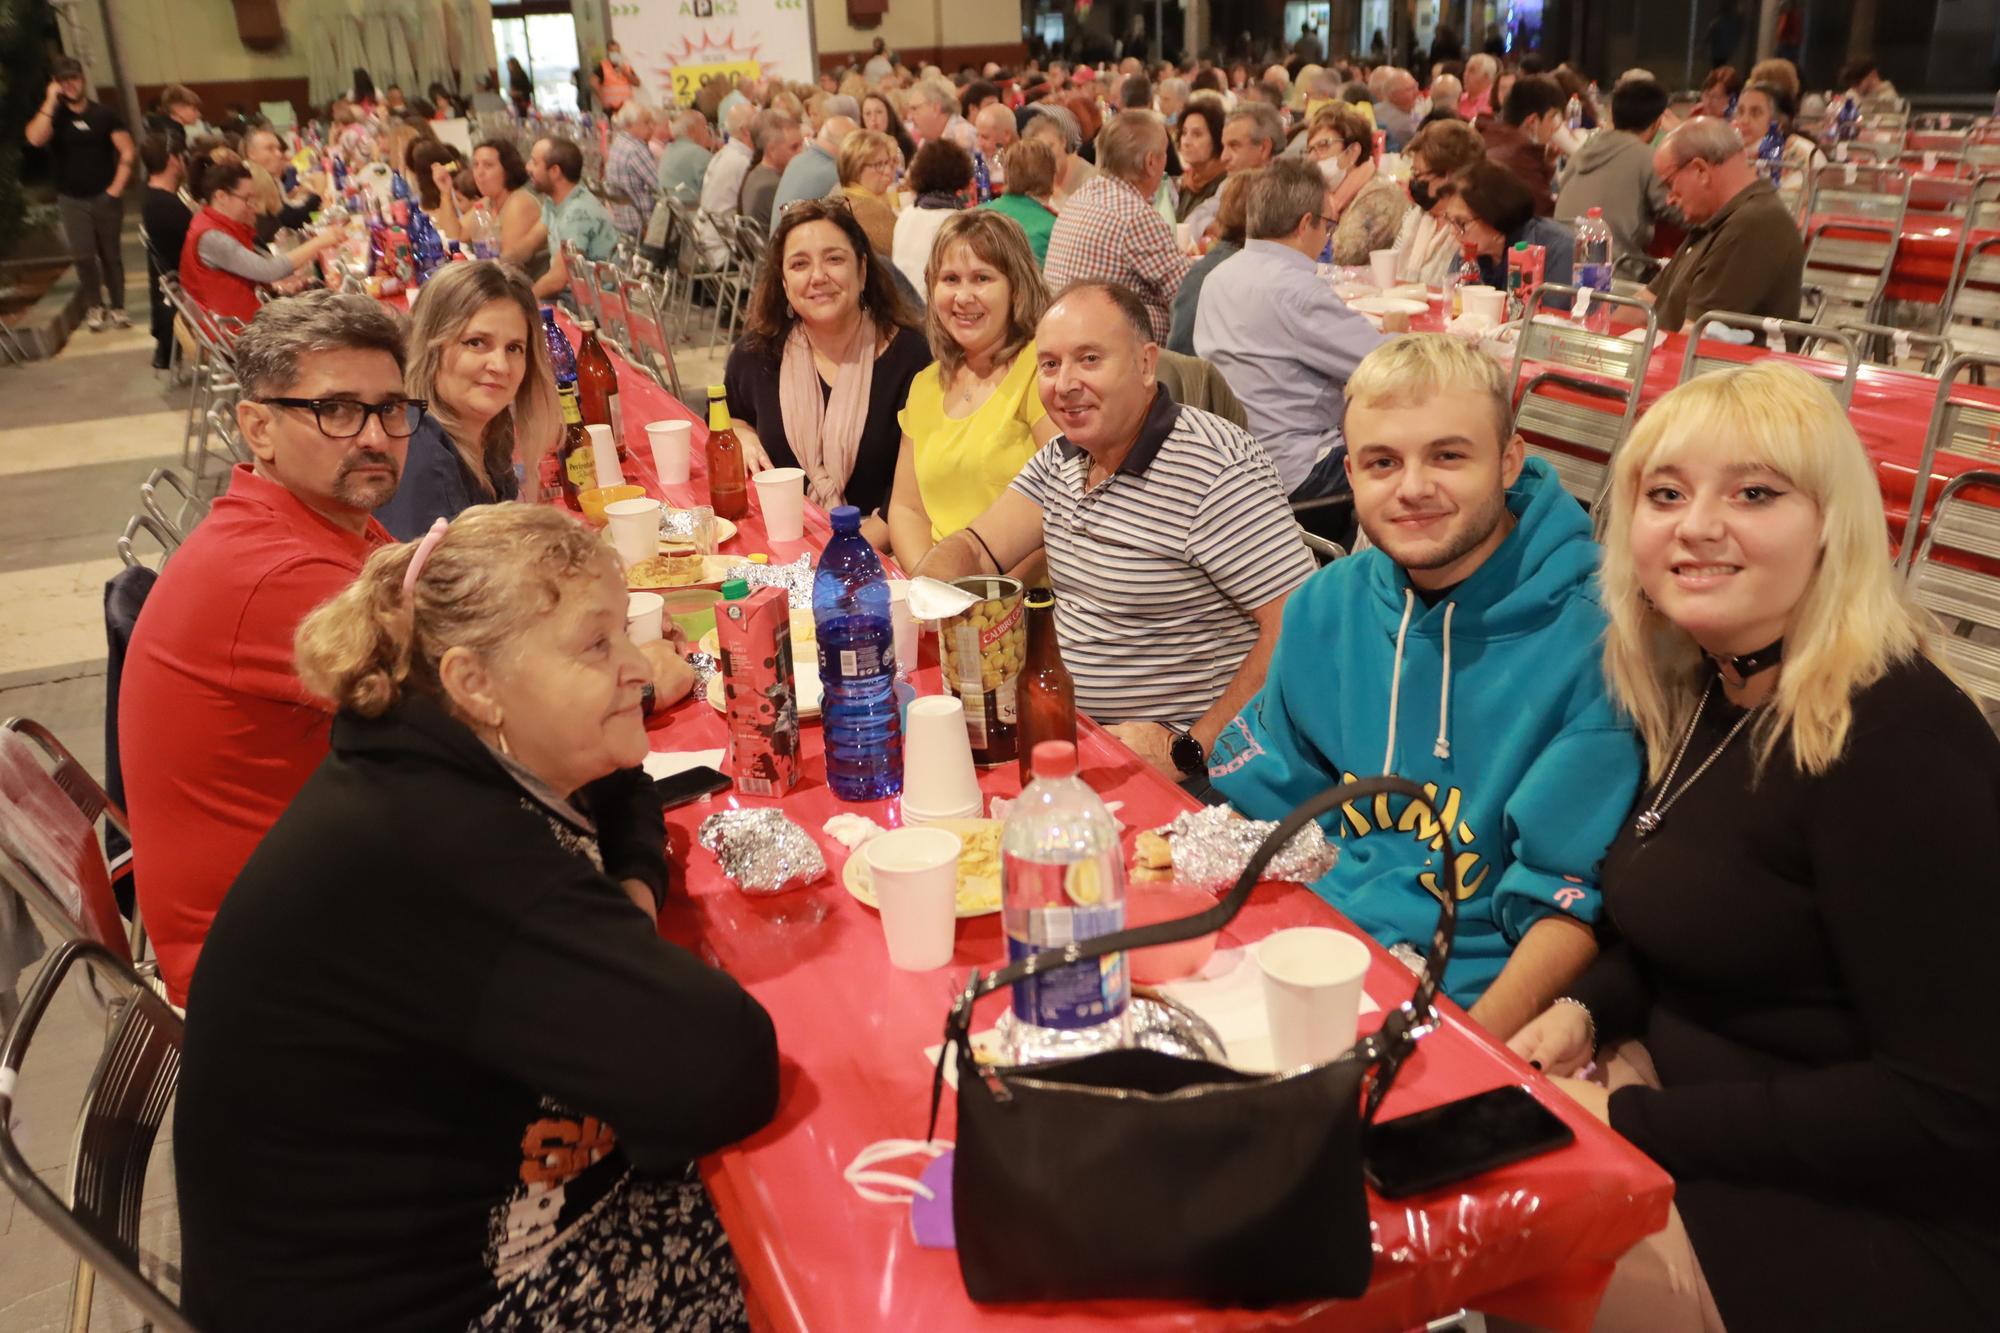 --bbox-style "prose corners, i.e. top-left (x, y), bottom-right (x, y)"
top-left (771, 112), bottom-right (856, 225)
top-left (975, 101), bottom-right (1018, 197)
